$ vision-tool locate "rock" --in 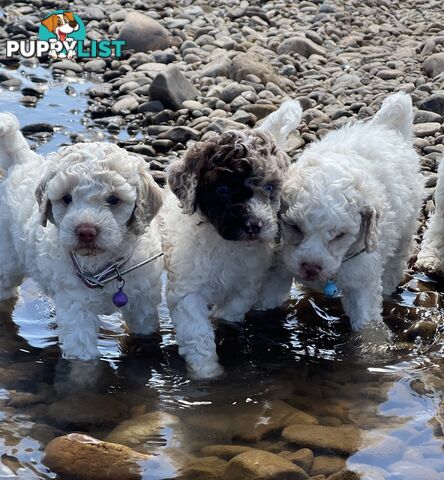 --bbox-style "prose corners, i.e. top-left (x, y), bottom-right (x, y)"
top-left (180, 456), bottom-right (227, 480)
top-left (326, 470), bottom-right (360, 480)
top-left (158, 126), bottom-right (200, 143)
top-left (277, 37), bottom-right (326, 57)
top-left (279, 449), bottom-right (313, 472)
top-left (377, 69), bottom-right (402, 80)
top-left (230, 53), bottom-right (288, 89)
top-left (44, 434), bottom-right (149, 480)
top-left (111, 96), bottom-right (139, 114)
top-left (52, 60), bottom-right (83, 73)
top-left (282, 425), bottom-right (362, 455)
top-left (138, 100), bottom-right (164, 113)
top-left (84, 59), bottom-right (107, 73)
top-left (117, 12), bottom-right (170, 52)
top-left (201, 445), bottom-right (255, 460)
top-left (414, 110), bottom-right (441, 123)
top-left (223, 450), bottom-right (309, 480)
top-left (149, 65), bottom-right (198, 110)
top-left (88, 83), bottom-right (113, 98)
top-left (405, 320), bottom-right (437, 342)
top-left (414, 291), bottom-right (440, 308)
top-left (21, 123), bottom-right (54, 134)
top-left (105, 411), bottom-right (178, 448)
top-left (220, 83), bottom-right (254, 103)
top-left (419, 94), bottom-right (444, 116)
top-left (311, 456), bottom-right (346, 476)
top-left (413, 122), bottom-right (441, 137)
top-left (201, 54), bottom-right (232, 78)
top-left (423, 53), bottom-right (444, 77)
top-left (242, 104), bottom-right (277, 120)
top-left (182, 100), bottom-right (204, 110)
top-left (47, 393), bottom-right (127, 427)
top-left (350, 433), bottom-right (404, 468)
